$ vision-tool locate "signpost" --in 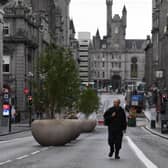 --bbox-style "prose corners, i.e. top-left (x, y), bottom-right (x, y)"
top-left (1, 88), bottom-right (12, 132)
